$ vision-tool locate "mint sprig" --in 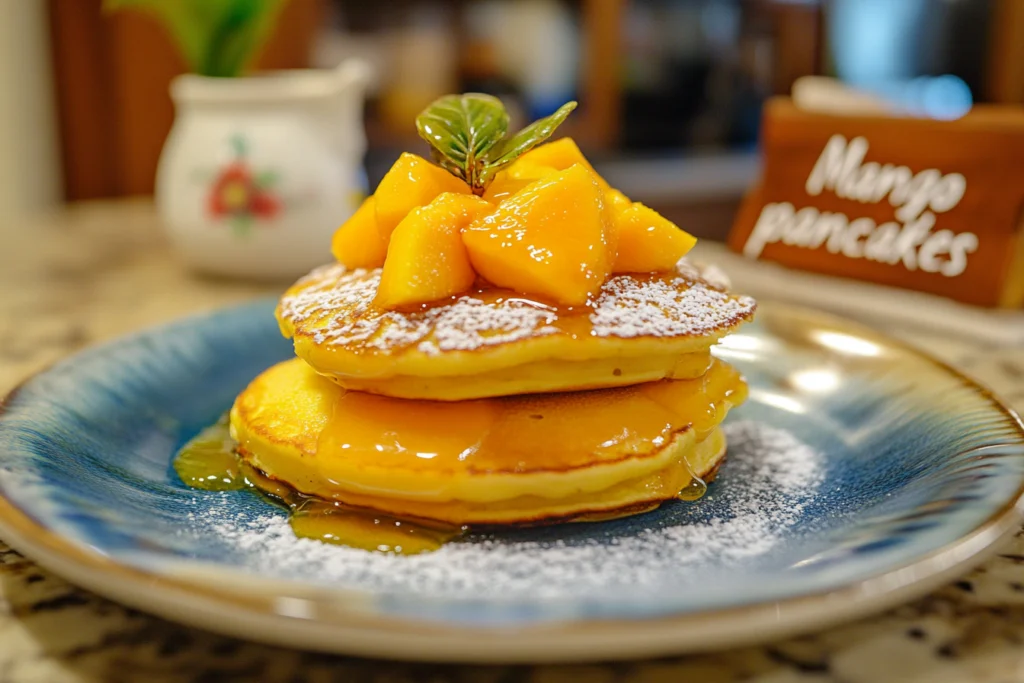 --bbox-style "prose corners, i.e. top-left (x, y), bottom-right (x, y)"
top-left (416, 94), bottom-right (577, 194)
